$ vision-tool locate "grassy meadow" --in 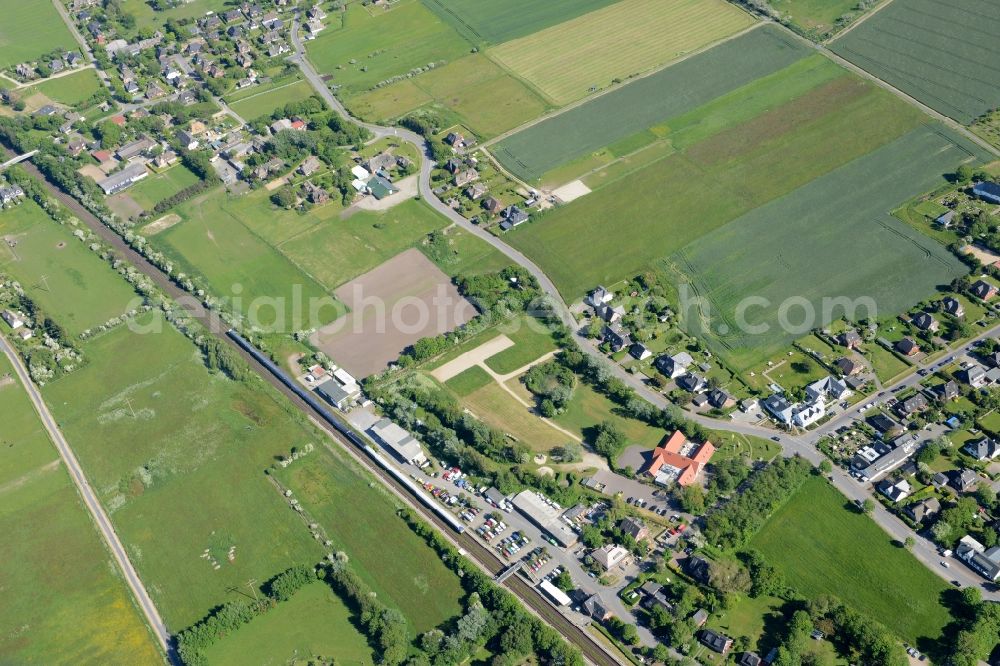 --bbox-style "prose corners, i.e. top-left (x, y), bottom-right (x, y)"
top-left (770, 0), bottom-right (861, 35)
top-left (228, 80), bottom-right (317, 122)
top-left (831, 0), bottom-right (1000, 124)
top-left (0, 355), bottom-right (161, 664)
top-left (752, 476), bottom-right (952, 646)
top-left (0, 0), bottom-right (76, 69)
top-left (32, 68), bottom-right (103, 106)
top-left (487, 0), bottom-right (755, 105)
top-left (126, 164), bottom-right (201, 211)
top-left (0, 200), bottom-right (140, 336)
